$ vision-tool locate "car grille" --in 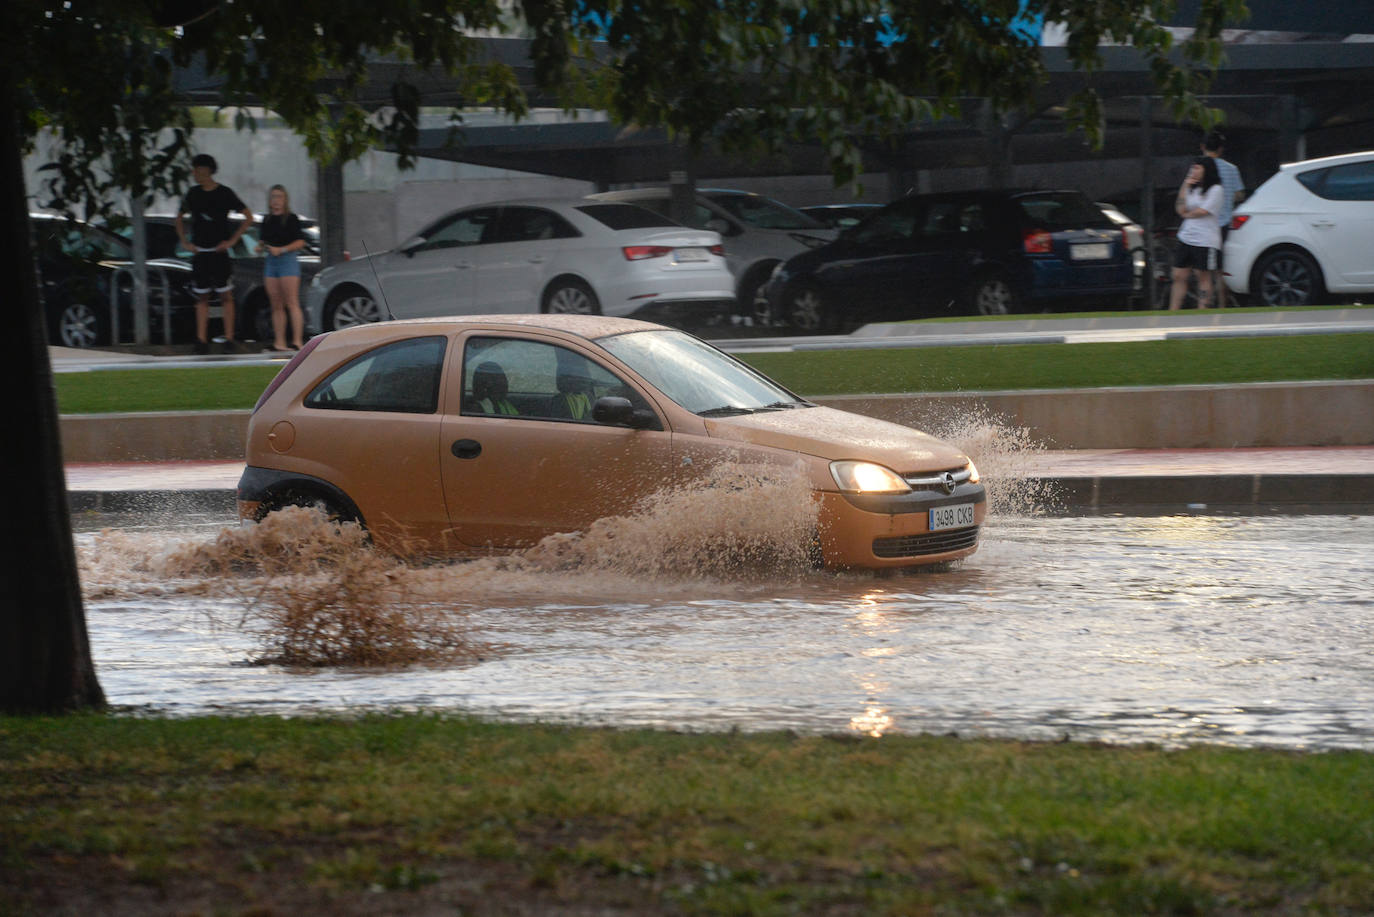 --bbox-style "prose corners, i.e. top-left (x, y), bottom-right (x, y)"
top-left (873, 526), bottom-right (980, 559)
top-left (903, 466), bottom-right (974, 494)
